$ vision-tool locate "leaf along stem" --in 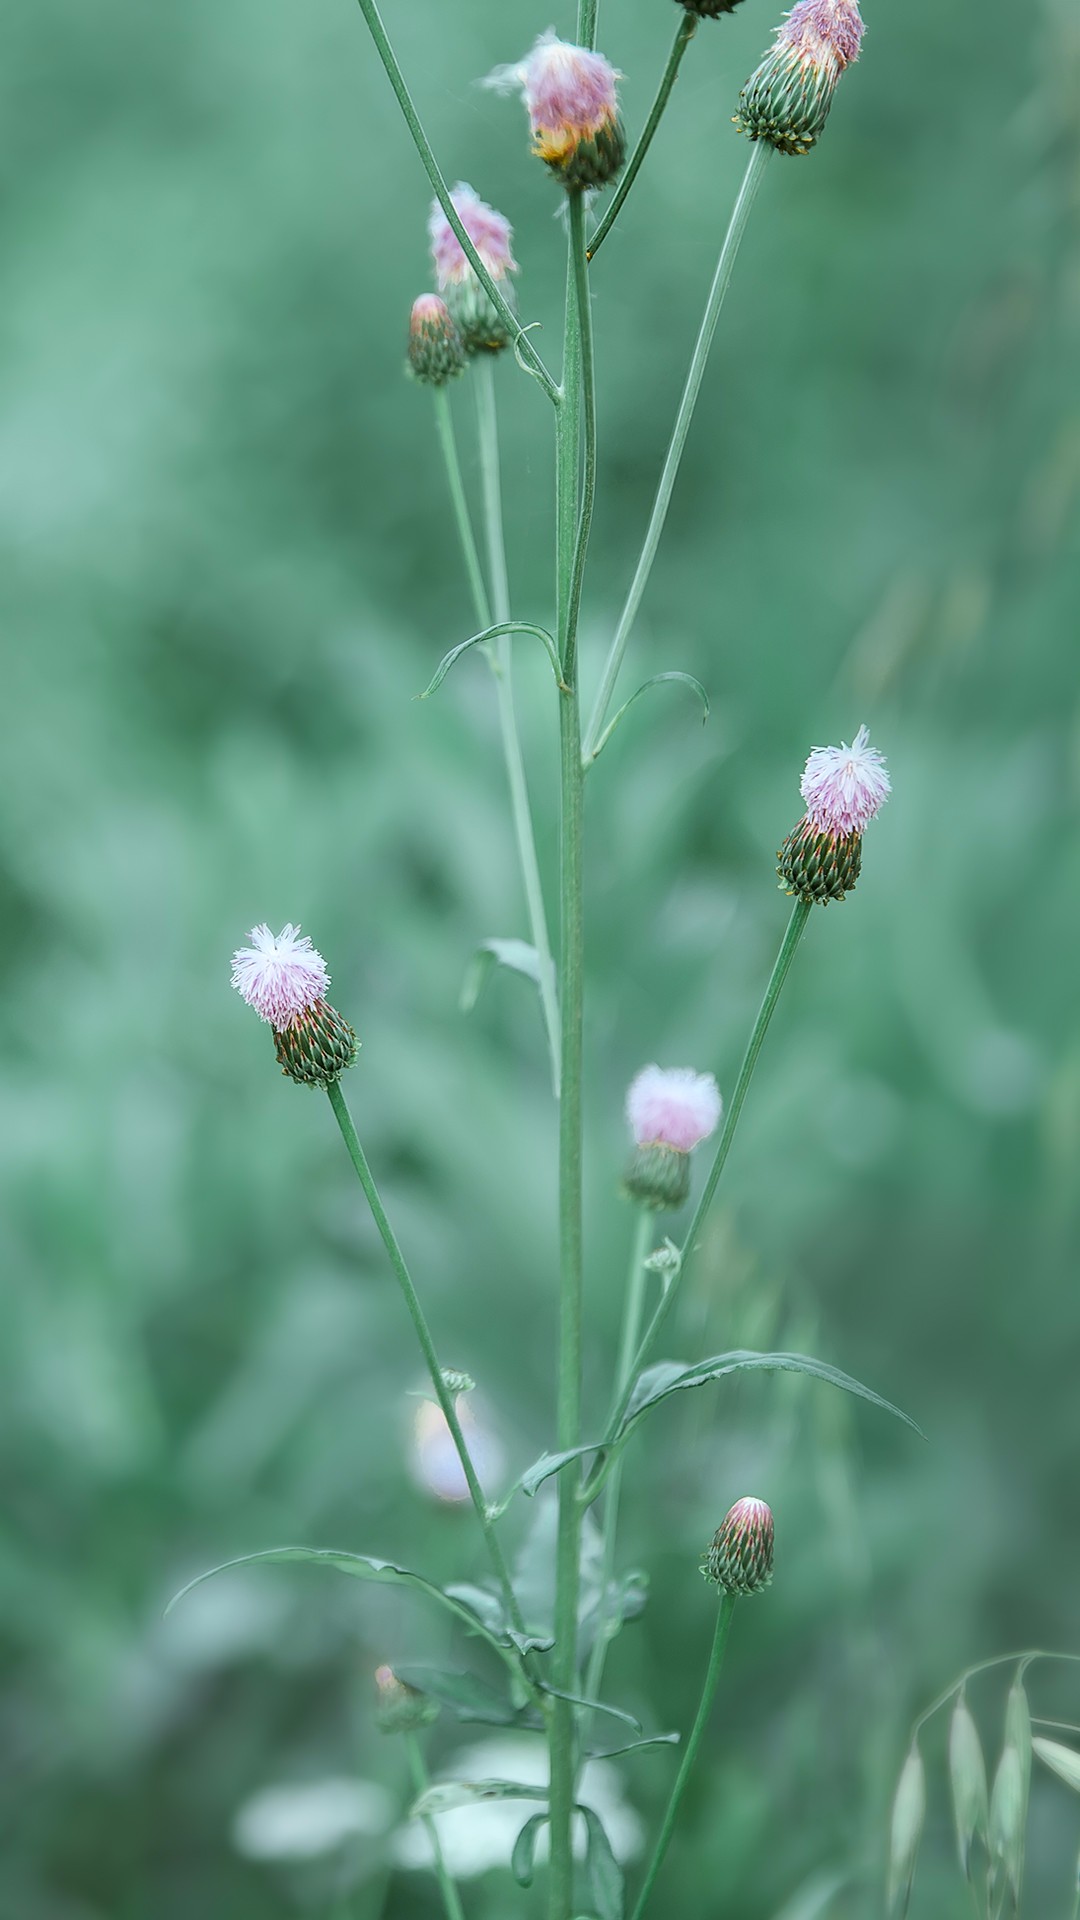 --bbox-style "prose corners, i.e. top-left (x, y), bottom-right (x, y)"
top-left (406, 1733), bottom-right (468, 1920)
top-left (325, 1079), bottom-right (531, 1659)
top-left (587, 15), bottom-right (698, 262)
top-left (582, 142), bottom-right (772, 764)
top-left (350, 0), bottom-right (560, 405)
top-left (630, 1594), bottom-right (737, 1920)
